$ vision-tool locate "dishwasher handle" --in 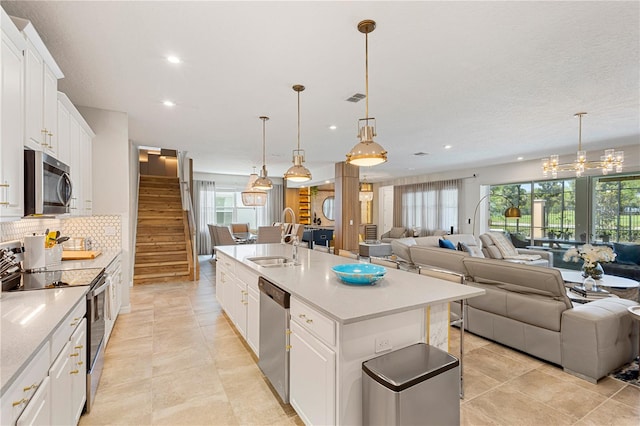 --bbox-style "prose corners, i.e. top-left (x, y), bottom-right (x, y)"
top-left (258, 277), bottom-right (290, 309)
